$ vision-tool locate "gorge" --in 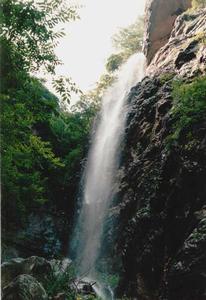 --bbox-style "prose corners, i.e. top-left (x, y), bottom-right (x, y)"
top-left (1, 0), bottom-right (206, 299)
